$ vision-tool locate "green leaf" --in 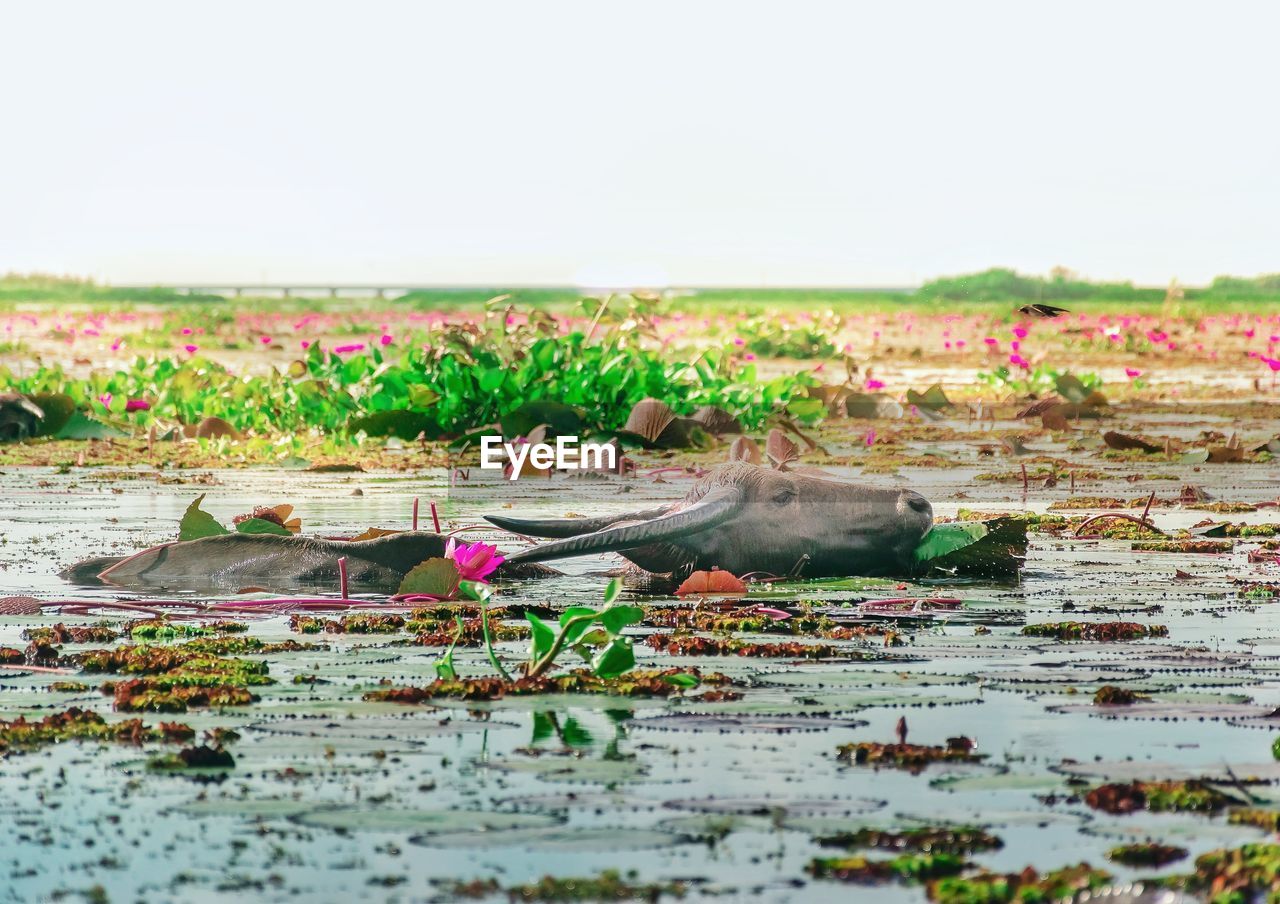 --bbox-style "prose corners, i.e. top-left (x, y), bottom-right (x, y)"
top-left (912, 522), bottom-right (989, 563)
top-left (531, 711), bottom-right (555, 744)
top-left (558, 607), bottom-right (599, 646)
top-left (598, 604), bottom-right (644, 635)
top-left (398, 558), bottom-right (462, 598)
top-left (913, 518), bottom-right (1028, 578)
top-left (459, 580), bottom-right (492, 603)
top-left (661, 673), bottom-right (700, 688)
top-left (55, 412), bottom-right (127, 440)
top-left (591, 636), bottom-right (636, 679)
top-left (572, 627), bottom-right (610, 650)
top-left (234, 517), bottom-right (291, 536)
top-left (1054, 373), bottom-right (1091, 403)
top-left (786, 398), bottom-right (826, 421)
top-left (178, 494), bottom-right (231, 541)
top-left (905, 384), bottom-right (952, 412)
top-left (435, 616), bottom-right (464, 680)
top-left (408, 385), bottom-right (440, 408)
top-left (602, 577), bottom-right (623, 606)
top-left (560, 716), bottom-right (594, 748)
top-left (525, 612), bottom-right (556, 663)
